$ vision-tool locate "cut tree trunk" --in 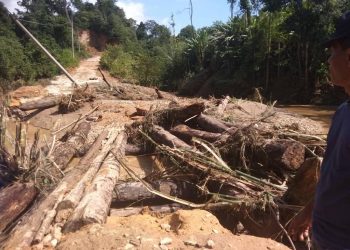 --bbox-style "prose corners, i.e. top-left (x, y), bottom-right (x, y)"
top-left (3, 131), bottom-right (108, 249)
top-left (170, 124), bottom-right (222, 143)
top-left (284, 157), bottom-right (322, 205)
top-left (154, 102), bottom-right (205, 129)
top-left (217, 96), bottom-right (230, 115)
top-left (151, 125), bottom-right (191, 149)
top-left (52, 122), bottom-right (91, 170)
top-left (63, 131), bottom-right (126, 232)
top-left (125, 144), bottom-right (150, 156)
top-left (110, 203), bottom-right (183, 217)
top-left (56, 128), bottom-right (122, 223)
top-left (113, 181), bottom-right (179, 202)
top-left (262, 139), bottom-right (305, 171)
top-left (18, 97), bottom-right (61, 111)
top-left (0, 183), bottom-right (38, 233)
top-left (196, 114), bottom-right (230, 133)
